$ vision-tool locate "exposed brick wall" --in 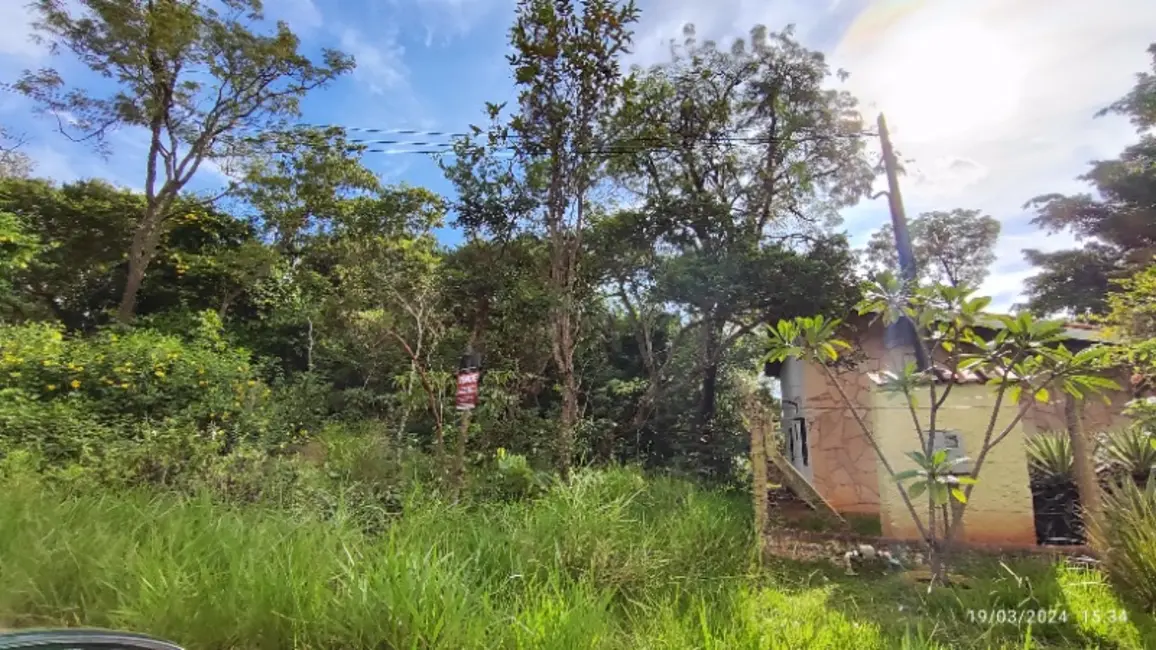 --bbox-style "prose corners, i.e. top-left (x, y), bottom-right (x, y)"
top-left (802, 329), bottom-right (887, 514)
